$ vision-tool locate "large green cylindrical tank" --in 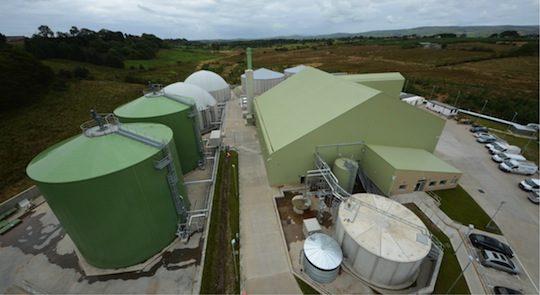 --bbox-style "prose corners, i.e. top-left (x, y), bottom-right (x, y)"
top-left (332, 157), bottom-right (359, 194)
top-left (114, 93), bottom-right (202, 173)
top-left (26, 121), bottom-right (189, 269)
